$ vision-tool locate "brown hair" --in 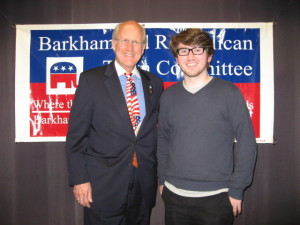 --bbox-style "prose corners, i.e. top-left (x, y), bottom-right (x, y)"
top-left (169, 28), bottom-right (214, 57)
